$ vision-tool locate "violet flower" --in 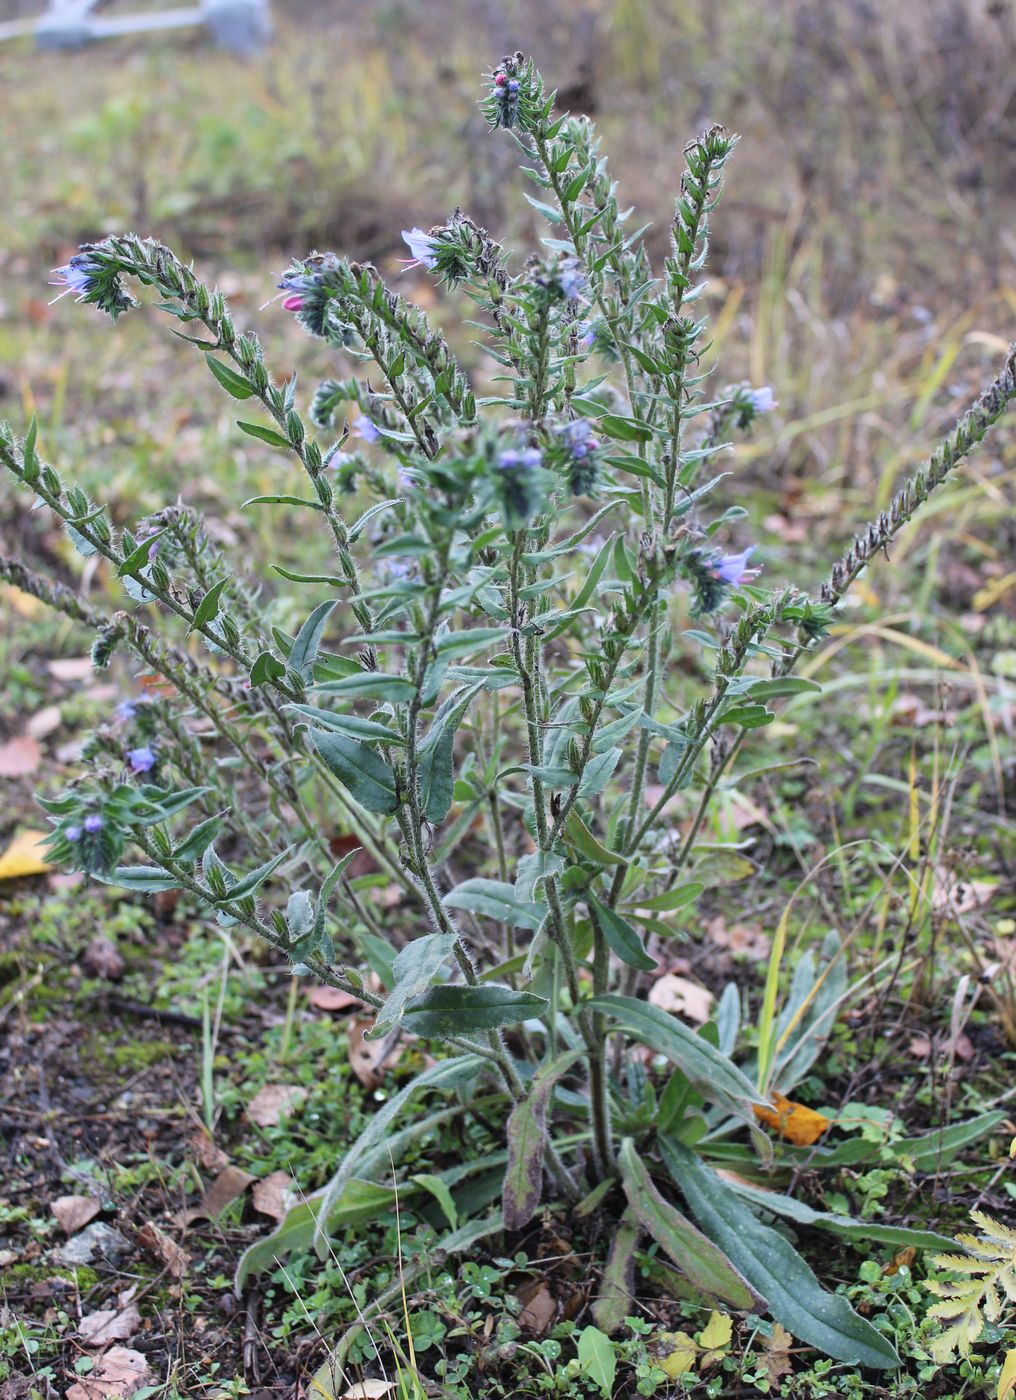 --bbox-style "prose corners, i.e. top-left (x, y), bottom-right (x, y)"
top-left (49, 256), bottom-right (101, 304)
top-left (556, 419), bottom-right (599, 458)
top-left (114, 699), bottom-right (138, 723)
top-left (66, 825), bottom-right (82, 842)
top-left (84, 814), bottom-right (104, 833)
top-left (127, 746), bottom-right (156, 774)
top-left (748, 386), bottom-right (776, 414)
top-left (558, 260), bottom-right (585, 301)
top-left (712, 547), bottom-right (760, 586)
top-left (352, 415), bottom-right (380, 444)
top-left (498, 447), bottom-right (542, 471)
top-left (400, 227), bottom-right (438, 272)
